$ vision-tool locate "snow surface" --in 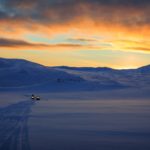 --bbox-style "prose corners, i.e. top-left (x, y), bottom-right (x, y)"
top-left (0, 58), bottom-right (150, 150)
top-left (0, 90), bottom-right (150, 150)
top-left (1, 57), bottom-right (150, 92)
top-left (0, 58), bottom-right (83, 88)
top-left (54, 65), bottom-right (150, 88)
